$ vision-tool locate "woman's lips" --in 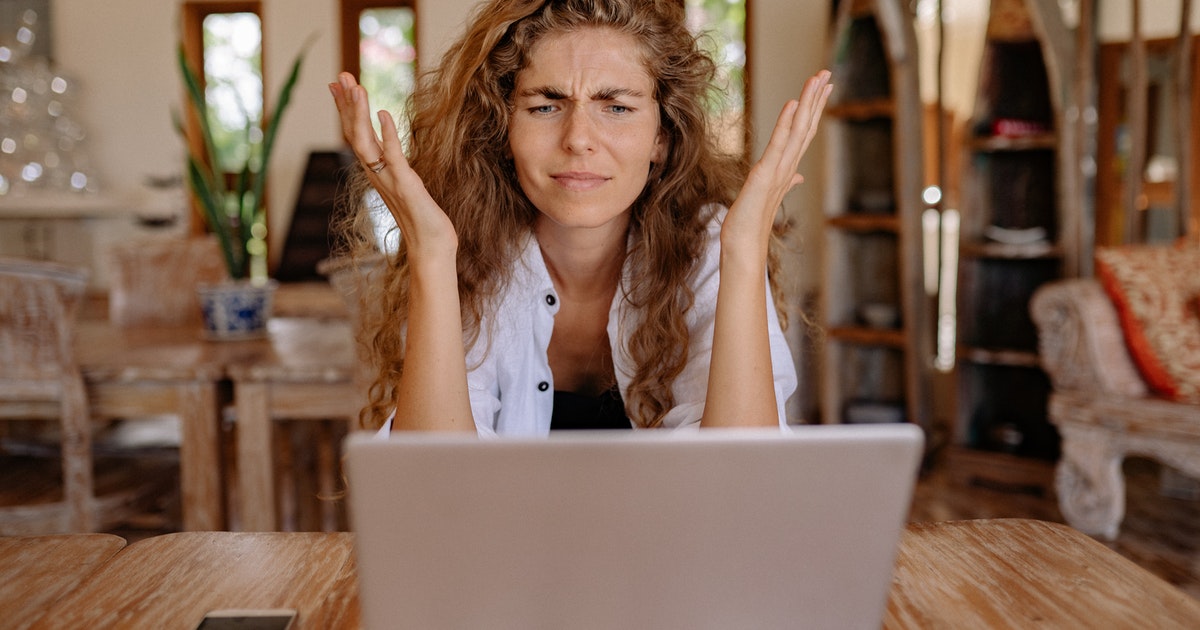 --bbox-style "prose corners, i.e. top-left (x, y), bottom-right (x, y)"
top-left (551, 171), bottom-right (608, 192)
